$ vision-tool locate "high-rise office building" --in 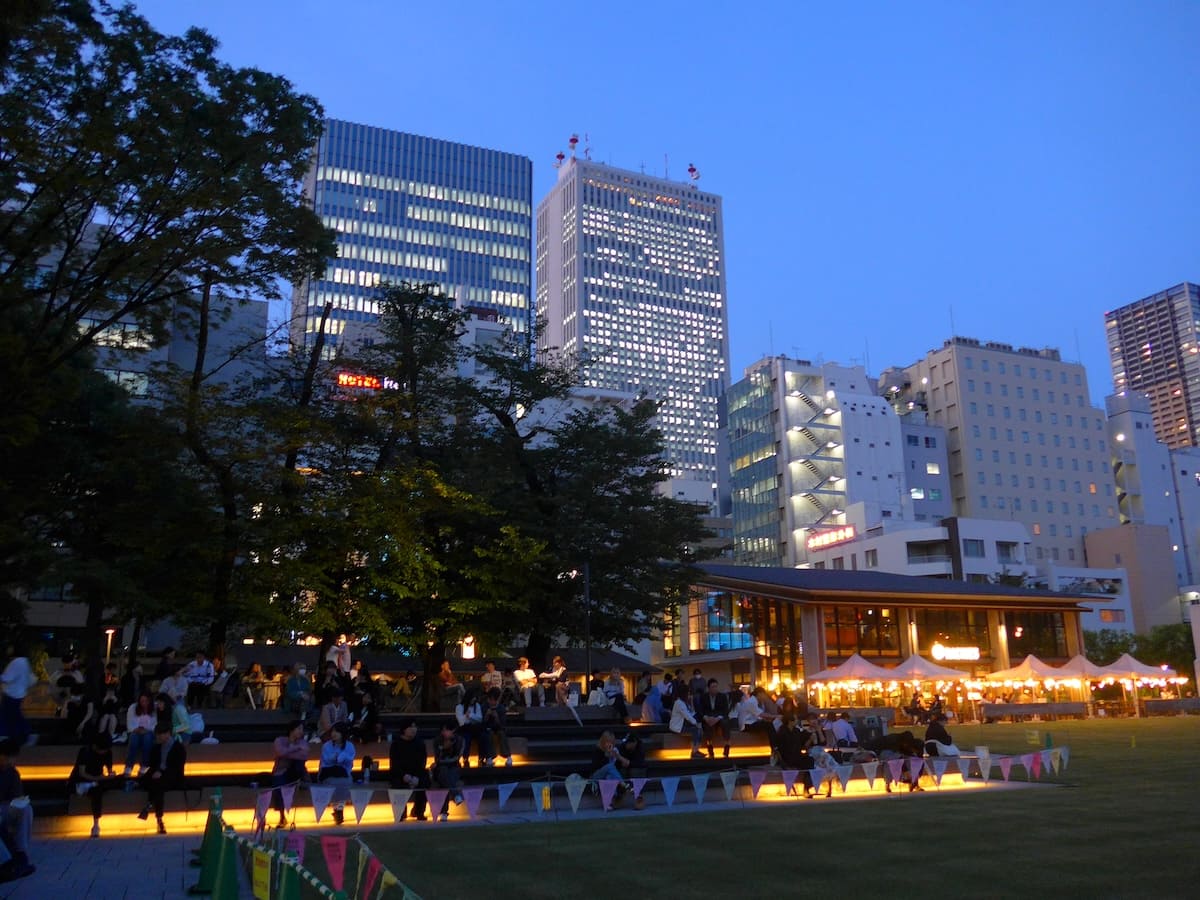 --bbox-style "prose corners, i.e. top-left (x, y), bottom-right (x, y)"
top-left (893, 337), bottom-right (1119, 566)
top-left (1105, 282), bottom-right (1200, 449)
top-left (291, 119), bottom-right (533, 351)
top-left (535, 157), bottom-right (730, 505)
